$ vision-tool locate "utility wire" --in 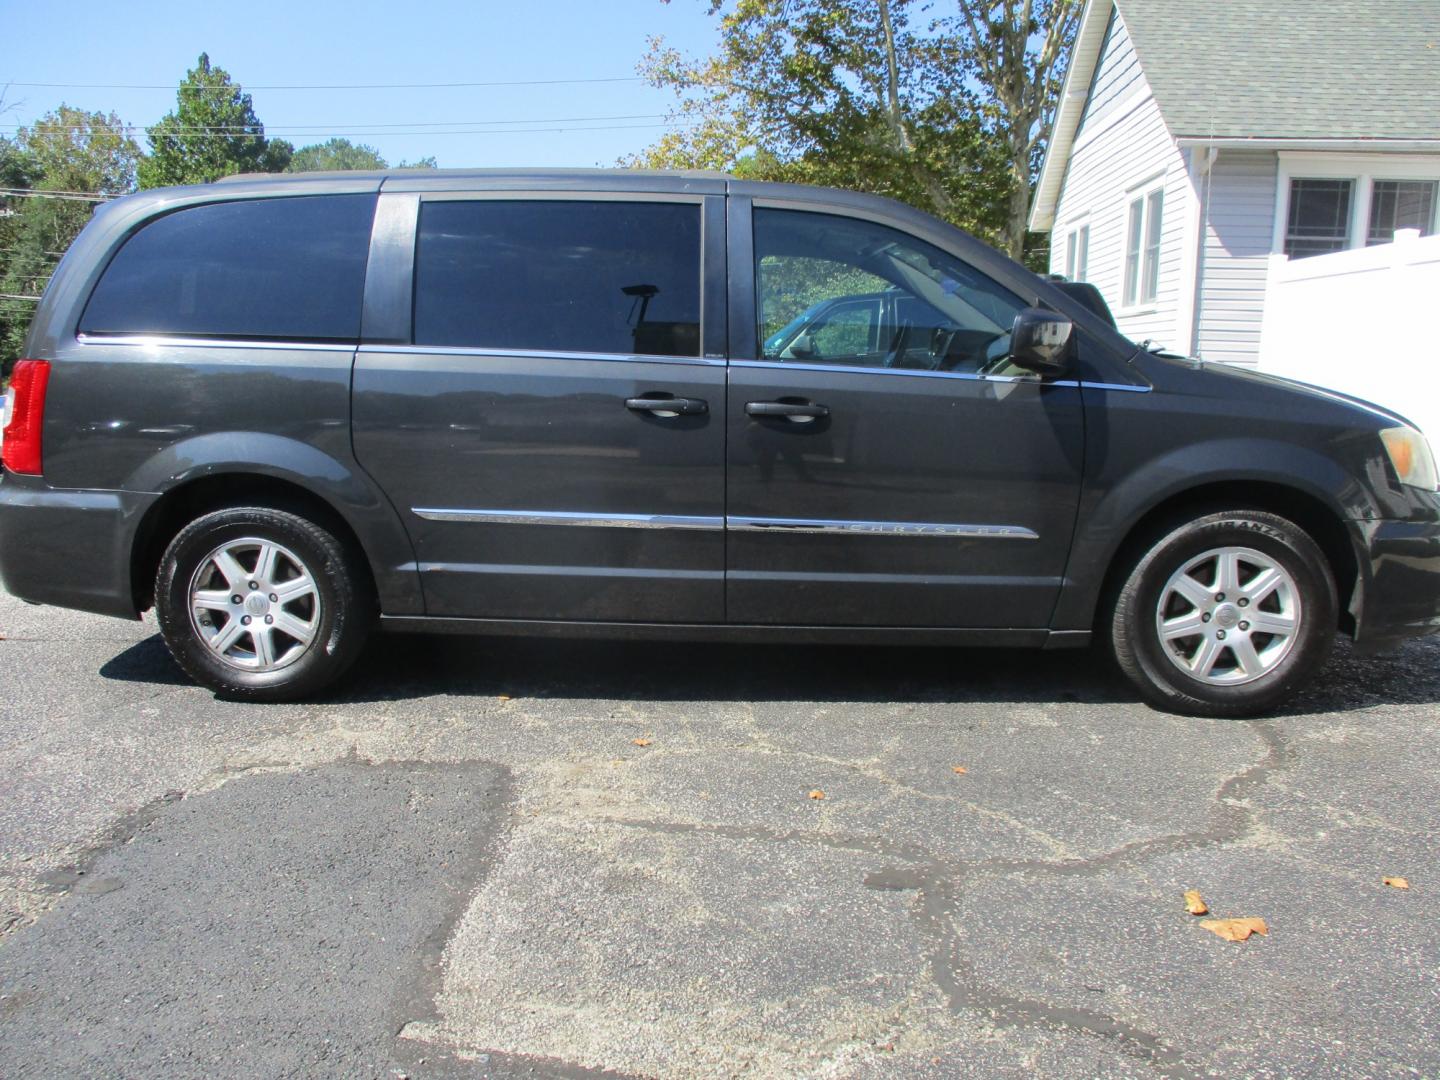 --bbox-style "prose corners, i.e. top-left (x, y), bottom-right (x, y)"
top-left (4, 76), bottom-right (646, 91)
top-left (16, 120), bottom-right (691, 141)
top-left (5, 112), bottom-right (675, 133)
top-left (0, 293), bottom-right (42, 302)
top-left (0, 187), bottom-right (115, 201)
